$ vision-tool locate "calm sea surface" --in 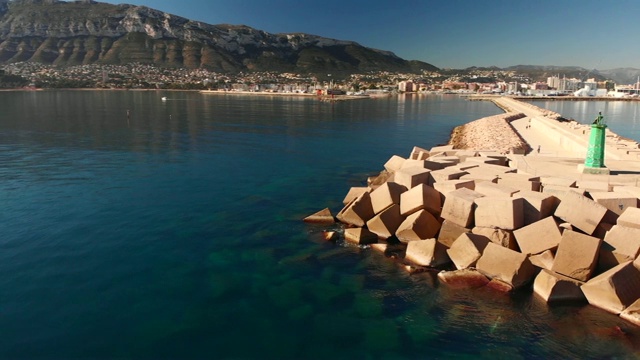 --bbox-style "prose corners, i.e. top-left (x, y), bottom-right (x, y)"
top-left (531, 99), bottom-right (640, 142)
top-left (1, 91), bottom-right (639, 359)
